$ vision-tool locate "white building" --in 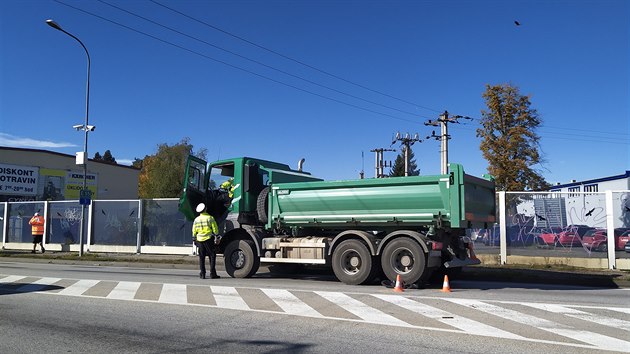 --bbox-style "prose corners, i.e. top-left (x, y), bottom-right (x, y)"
top-left (550, 171), bottom-right (630, 193)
